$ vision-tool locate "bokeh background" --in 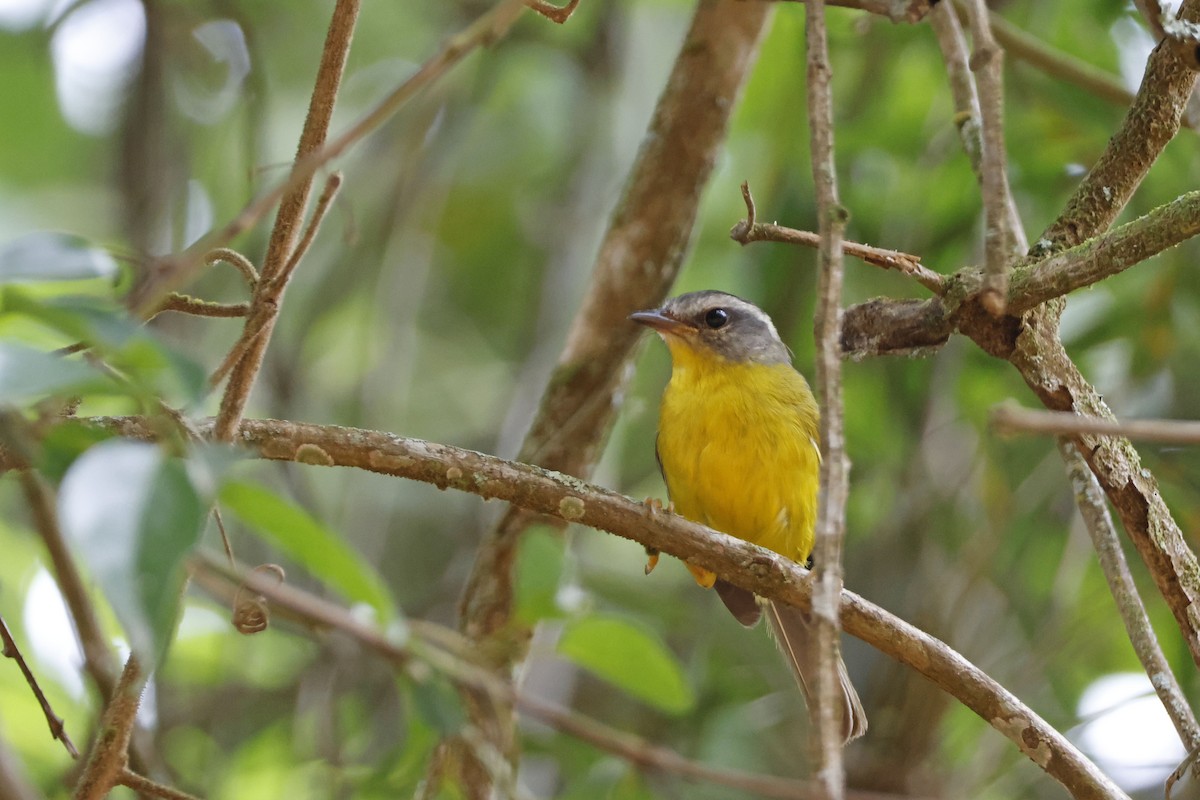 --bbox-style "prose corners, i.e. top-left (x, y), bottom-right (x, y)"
top-left (1, 0), bottom-right (1199, 797)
